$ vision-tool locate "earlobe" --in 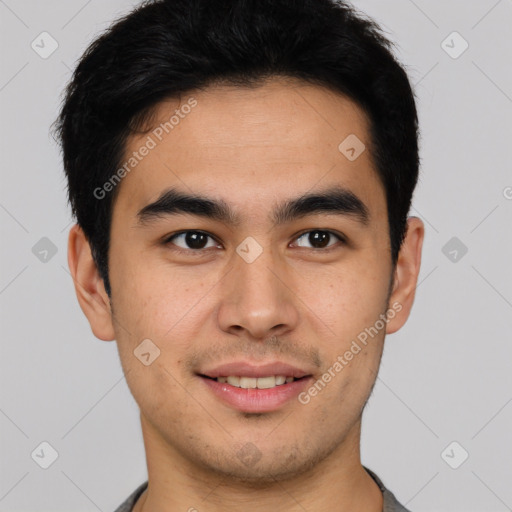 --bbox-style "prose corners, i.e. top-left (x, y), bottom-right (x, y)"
top-left (386, 216), bottom-right (424, 335)
top-left (67, 224), bottom-right (116, 341)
